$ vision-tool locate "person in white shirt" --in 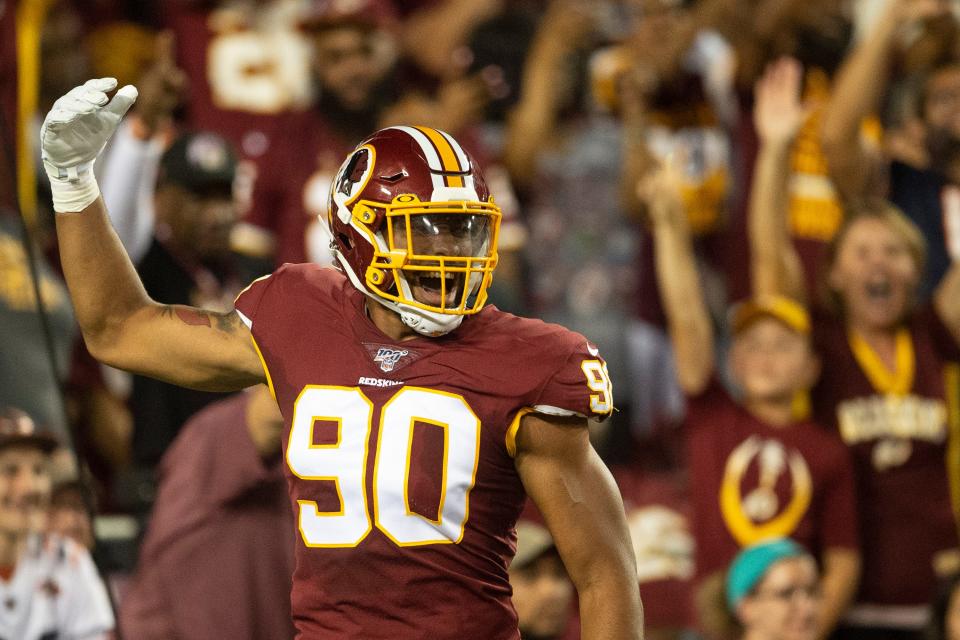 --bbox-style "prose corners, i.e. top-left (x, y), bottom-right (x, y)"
top-left (0, 407), bottom-right (114, 640)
